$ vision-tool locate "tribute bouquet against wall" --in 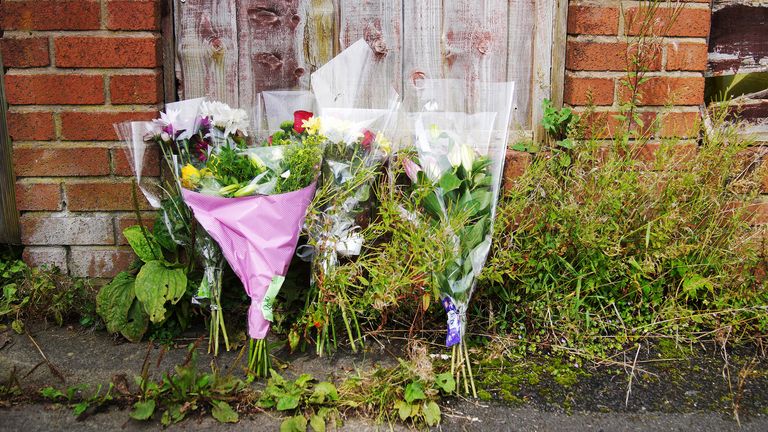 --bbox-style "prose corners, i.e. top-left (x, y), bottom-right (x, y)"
top-left (298, 39), bottom-right (400, 355)
top-left (400, 80), bottom-right (515, 395)
top-left (116, 98), bottom-right (323, 376)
